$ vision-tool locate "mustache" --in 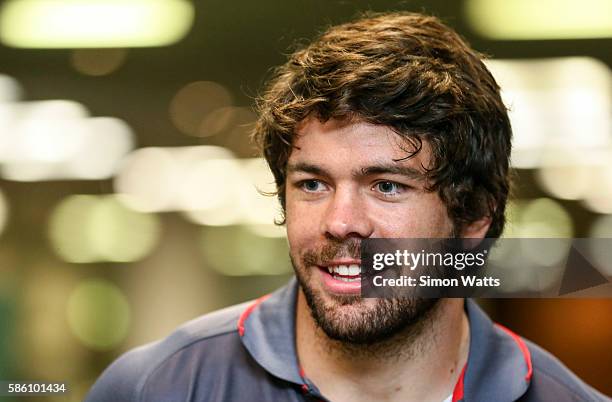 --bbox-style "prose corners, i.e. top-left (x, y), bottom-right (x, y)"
top-left (302, 238), bottom-right (362, 266)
